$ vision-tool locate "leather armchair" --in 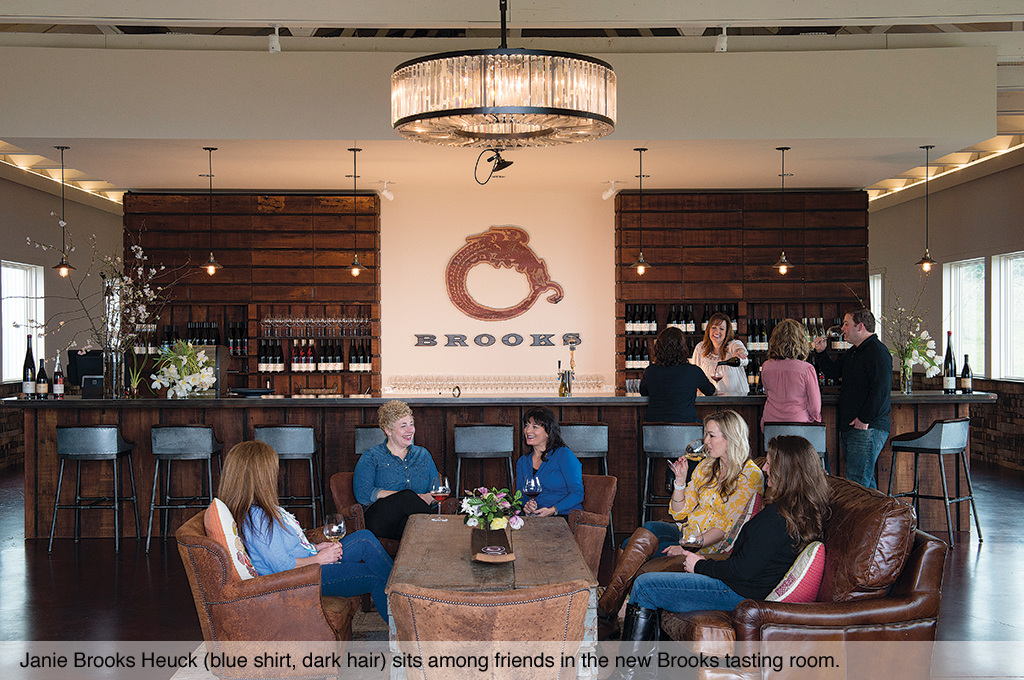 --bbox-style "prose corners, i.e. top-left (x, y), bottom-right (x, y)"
top-left (659, 476), bottom-right (946, 679)
top-left (328, 471), bottom-right (401, 555)
top-left (568, 474), bottom-right (617, 577)
top-left (175, 511), bottom-right (357, 642)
